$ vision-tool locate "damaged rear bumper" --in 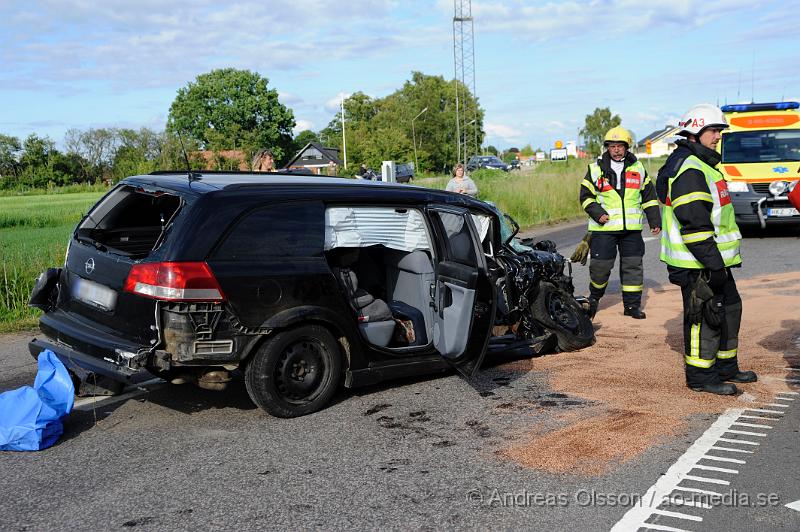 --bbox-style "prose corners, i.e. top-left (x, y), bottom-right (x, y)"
top-left (28, 337), bottom-right (153, 384)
